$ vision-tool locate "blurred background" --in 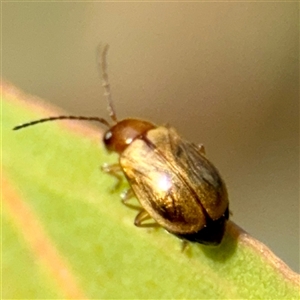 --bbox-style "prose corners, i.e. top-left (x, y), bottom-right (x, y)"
top-left (2, 2), bottom-right (299, 272)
